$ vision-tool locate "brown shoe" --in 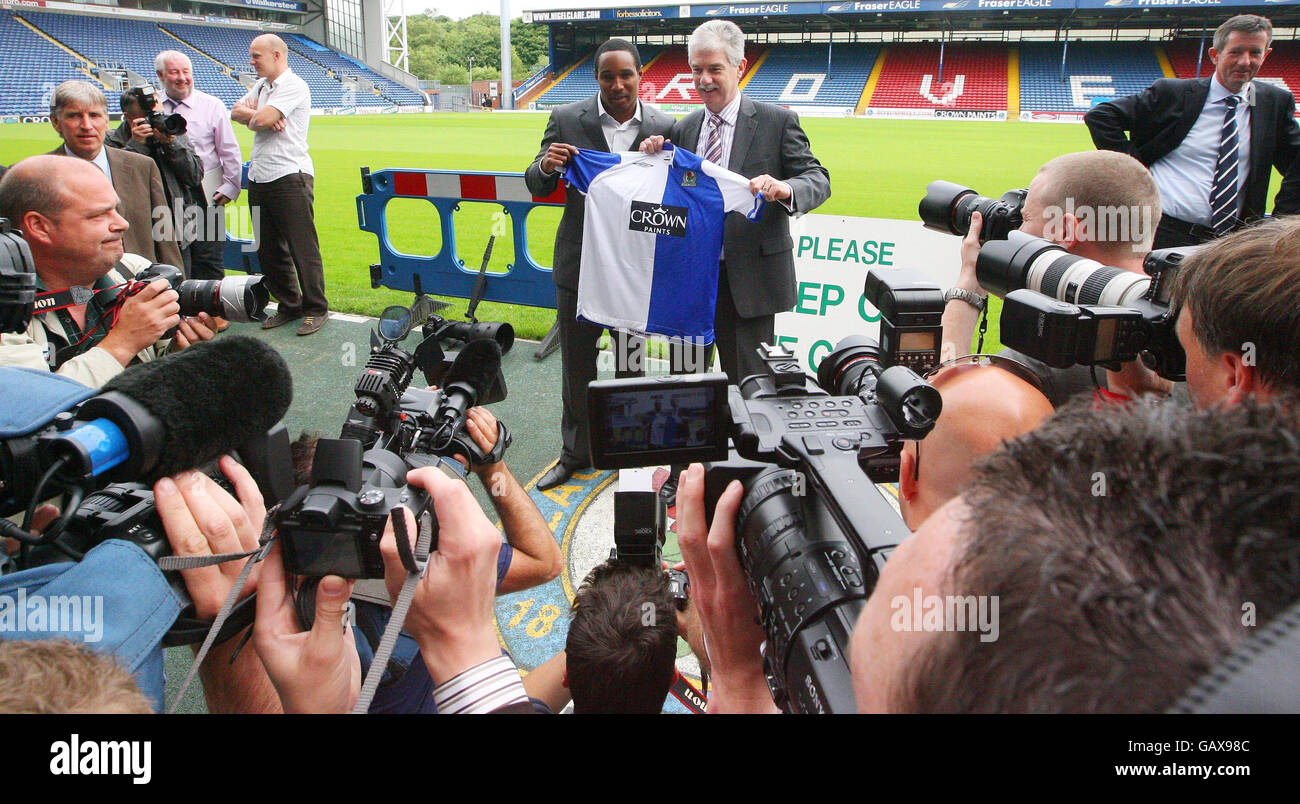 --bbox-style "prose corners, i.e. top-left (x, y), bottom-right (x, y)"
top-left (296, 312), bottom-right (329, 336)
top-left (262, 310), bottom-right (301, 330)
top-left (213, 316), bottom-right (231, 332)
